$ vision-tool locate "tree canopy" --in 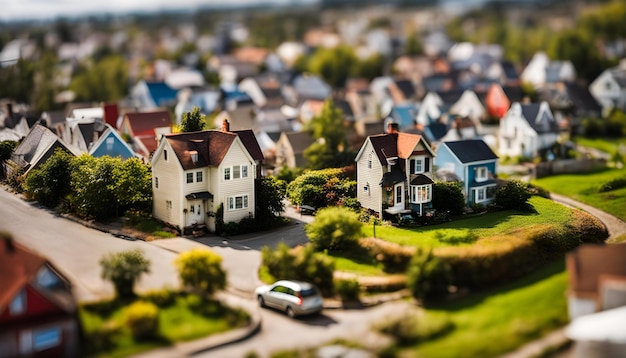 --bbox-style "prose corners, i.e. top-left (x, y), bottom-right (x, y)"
top-left (304, 99), bottom-right (354, 170)
top-left (180, 107), bottom-right (207, 132)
